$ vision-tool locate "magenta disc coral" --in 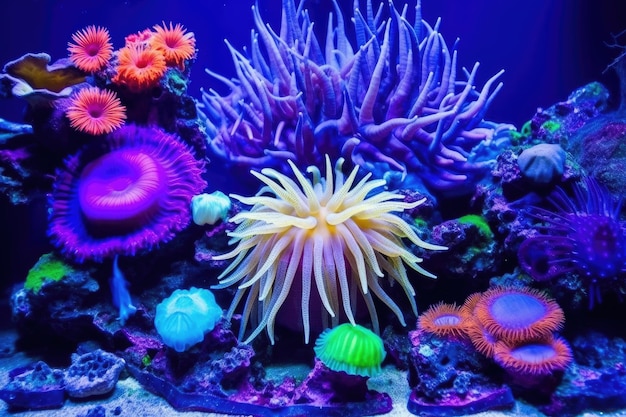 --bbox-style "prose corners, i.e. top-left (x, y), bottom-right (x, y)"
top-left (48, 124), bottom-right (206, 262)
